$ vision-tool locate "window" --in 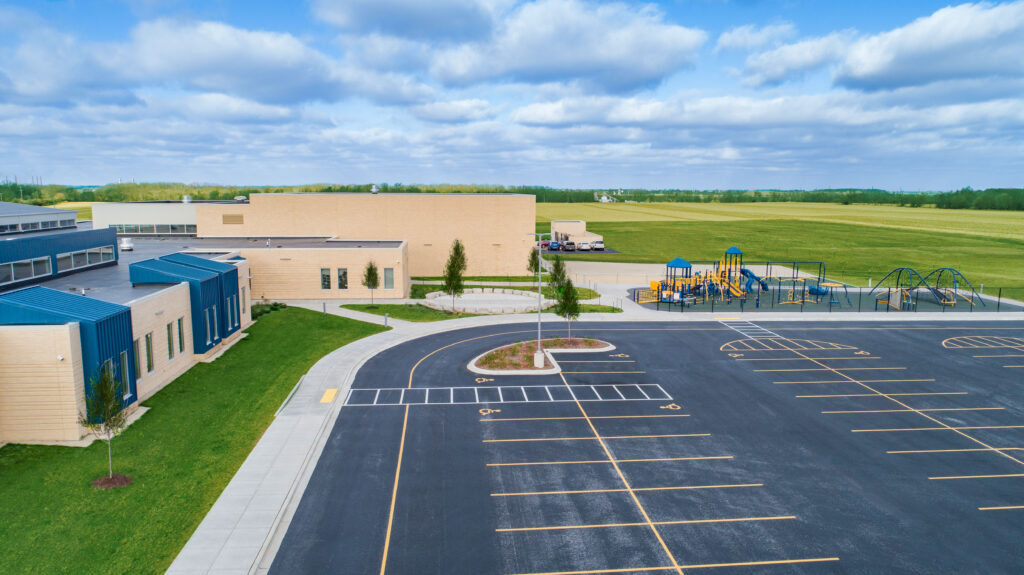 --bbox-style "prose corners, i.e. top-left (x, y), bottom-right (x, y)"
top-left (133, 339), bottom-right (141, 379)
top-left (57, 254), bottom-right (73, 272)
top-left (1, 256), bottom-right (53, 285)
top-left (60, 219), bottom-right (75, 227)
top-left (338, 268), bottom-right (348, 289)
top-left (222, 214), bottom-right (244, 224)
top-left (167, 322), bottom-right (175, 359)
top-left (144, 333), bottom-right (154, 373)
top-left (178, 317), bottom-right (185, 352)
top-left (185, 224), bottom-right (197, 234)
top-left (100, 246), bottom-right (115, 261)
top-left (0, 264), bottom-right (12, 284)
top-left (212, 305), bottom-right (219, 340)
top-left (155, 224), bottom-right (171, 234)
top-left (241, 287), bottom-right (247, 314)
top-left (21, 221), bottom-right (40, 231)
top-left (320, 268), bottom-right (331, 289)
top-left (103, 359), bottom-right (114, 380)
top-left (384, 268), bottom-right (394, 290)
top-left (120, 351), bottom-right (130, 389)
top-left (123, 224), bottom-right (139, 234)
top-left (139, 224), bottom-right (155, 234)
top-left (170, 224), bottom-right (185, 234)
top-left (235, 295), bottom-right (240, 326)
top-left (32, 258), bottom-right (50, 276)
top-left (205, 309), bottom-right (212, 344)
top-left (12, 261), bottom-right (33, 281)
